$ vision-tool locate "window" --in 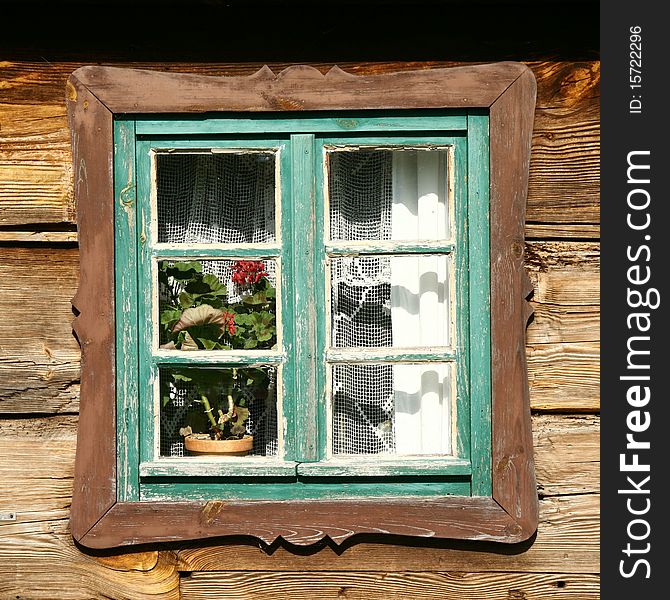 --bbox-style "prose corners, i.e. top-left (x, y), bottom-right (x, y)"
top-left (68, 63), bottom-right (537, 548)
